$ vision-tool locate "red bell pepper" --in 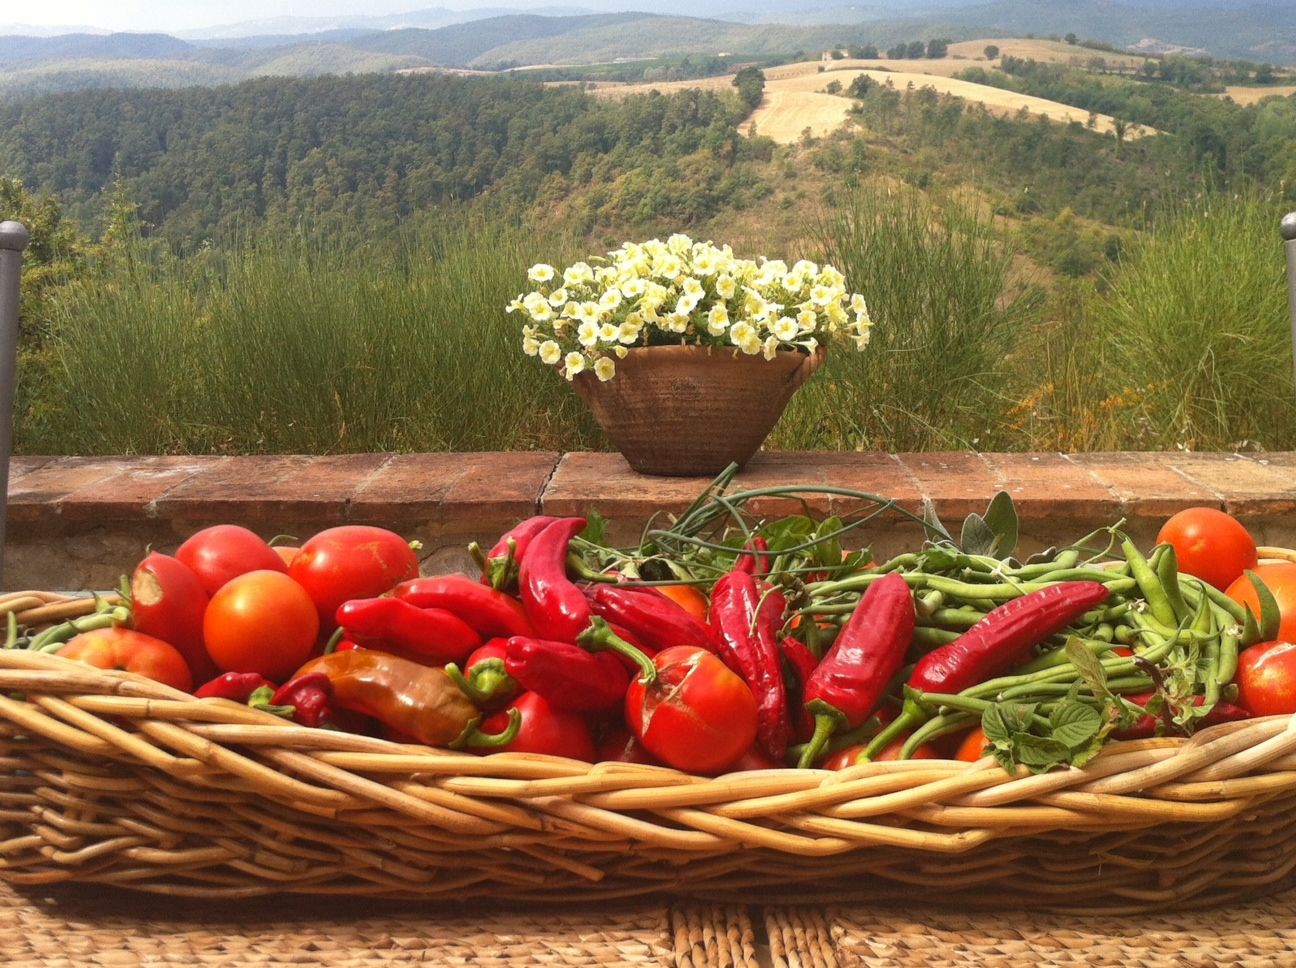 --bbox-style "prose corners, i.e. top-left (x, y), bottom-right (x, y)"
top-left (479, 691), bottom-right (597, 761)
